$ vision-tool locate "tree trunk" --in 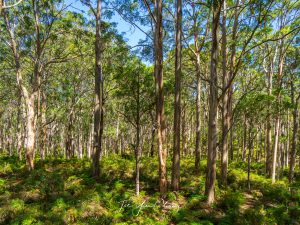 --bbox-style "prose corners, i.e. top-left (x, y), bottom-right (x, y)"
top-left (150, 126), bottom-right (155, 157)
top-left (247, 120), bottom-right (253, 191)
top-left (272, 42), bottom-right (284, 183)
top-left (289, 80), bottom-right (299, 183)
top-left (92, 0), bottom-right (103, 177)
top-left (230, 128), bottom-right (234, 161)
top-left (181, 107), bottom-right (187, 157)
top-left (65, 110), bottom-right (73, 159)
top-left (115, 116), bottom-right (120, 154)
top-left (87, 122), bottom-right (93, 159)
top-left (286, 114), bottom-right (289, 168)
top-left (40, 92), bottom-right (47, 160)
top-left (195, 62), bottom-right (201, 172)
top-left (135, 72), bottom-right (141, 196)
top-left (242, 114), bottom-right (247, 162)
top-left (193, 24), bottom-right (206, 171)
top-left (205, 0), bottom-right (223, 205)
top-left (135, 127), bottom-right (141, 195)
top-left (228, 0), bottom-right (239, 163)
top-left (221, 0), bottom-right (228, 186)
top-left (271, 117), bottom-right (280, 183)
top-left (259, 127), bottom-right (263, 162)
top-left (191, 4), bottom-right (207, 172)
top-left (266, 46), bottom-right (277, 177)
top-left (25, 95), bottom-right (36, 170)
top-left (171, 0), bottom-right (182, 192)
top-left (16, 95), bottom-right (23, 160)
top-left (154, 0), bottom-right (167, 198)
